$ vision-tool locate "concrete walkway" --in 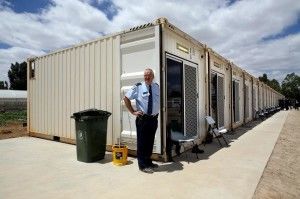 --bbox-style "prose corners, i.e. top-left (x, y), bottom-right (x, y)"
top-left (0, 111), bottom-right (289, 199)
